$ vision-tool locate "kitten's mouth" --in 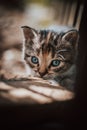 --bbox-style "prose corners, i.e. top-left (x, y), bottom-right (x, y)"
top-left (42, 74), bottom-right (55, 80)
top-left (34, 74), bottom-right (51, 80)
top-left (34, 71), bottom-right (55, 80)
